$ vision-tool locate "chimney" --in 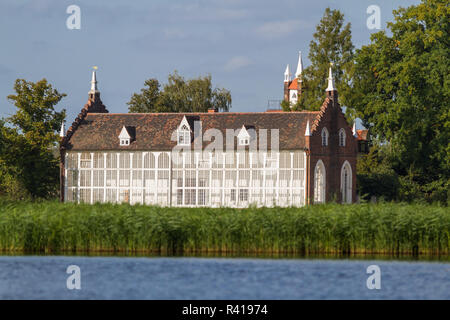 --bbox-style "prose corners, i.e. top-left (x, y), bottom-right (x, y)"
top-left (208, 108), bottom-right (218, 113)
